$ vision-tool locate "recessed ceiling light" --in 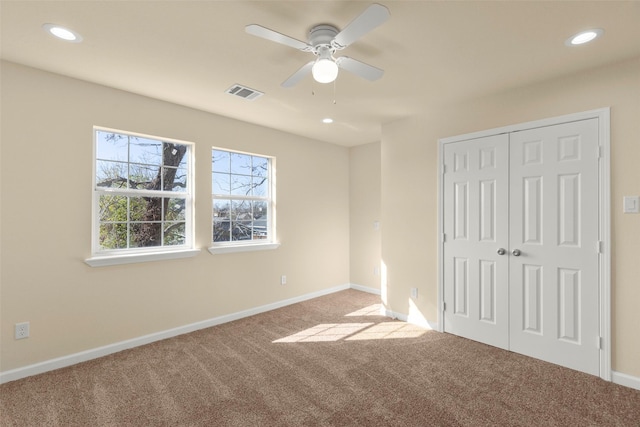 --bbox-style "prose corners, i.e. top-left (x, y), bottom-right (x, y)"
top-left (565, 29), bottom-right (603, 46)
top-left (42, 23), bottom-right (83, 42)
top-left (322, 118), bottom-right (334, 124)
